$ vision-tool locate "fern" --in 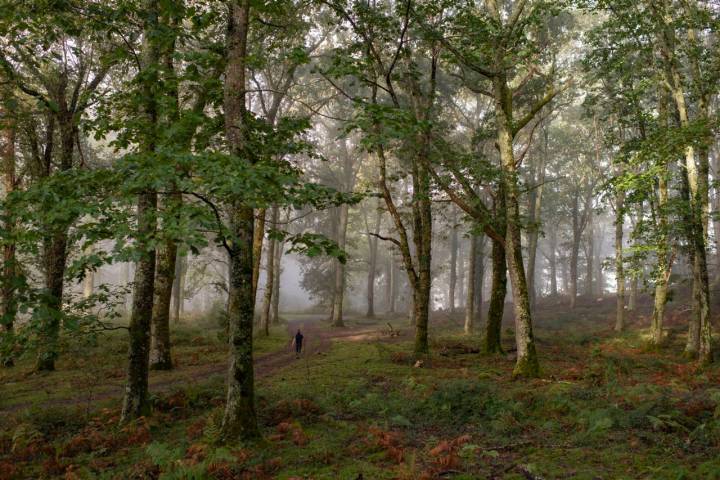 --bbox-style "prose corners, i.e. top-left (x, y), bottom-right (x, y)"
top-left (203, 410), bottom-right (223, 444)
